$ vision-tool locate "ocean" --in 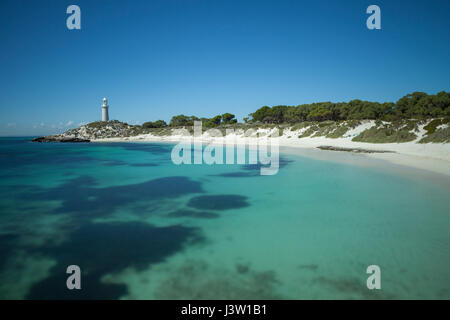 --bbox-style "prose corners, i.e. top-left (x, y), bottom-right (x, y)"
top-left (0, 137), bottom-right (449, 299)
